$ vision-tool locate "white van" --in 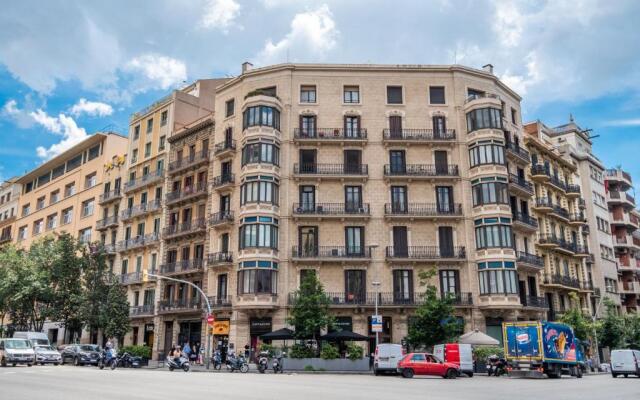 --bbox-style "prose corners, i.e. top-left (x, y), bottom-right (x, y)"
top-left (610, 349), bottom-right (640, 378)
top-left (13, 331), bottom-right (50, 346)
top-left (374, 343), bottom-right (404, 375)
top-left (0, 338), bottom-right (36, 367)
